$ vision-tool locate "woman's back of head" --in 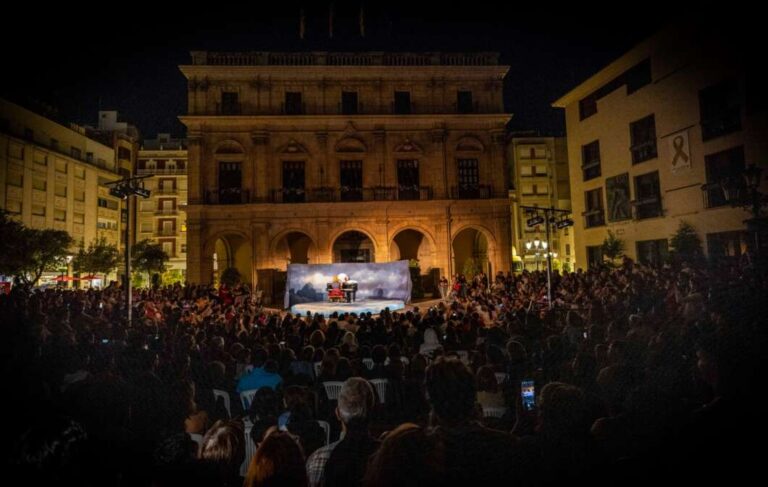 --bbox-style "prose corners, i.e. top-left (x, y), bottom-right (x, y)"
top-left (244, 431), bottom-right (307, 487)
